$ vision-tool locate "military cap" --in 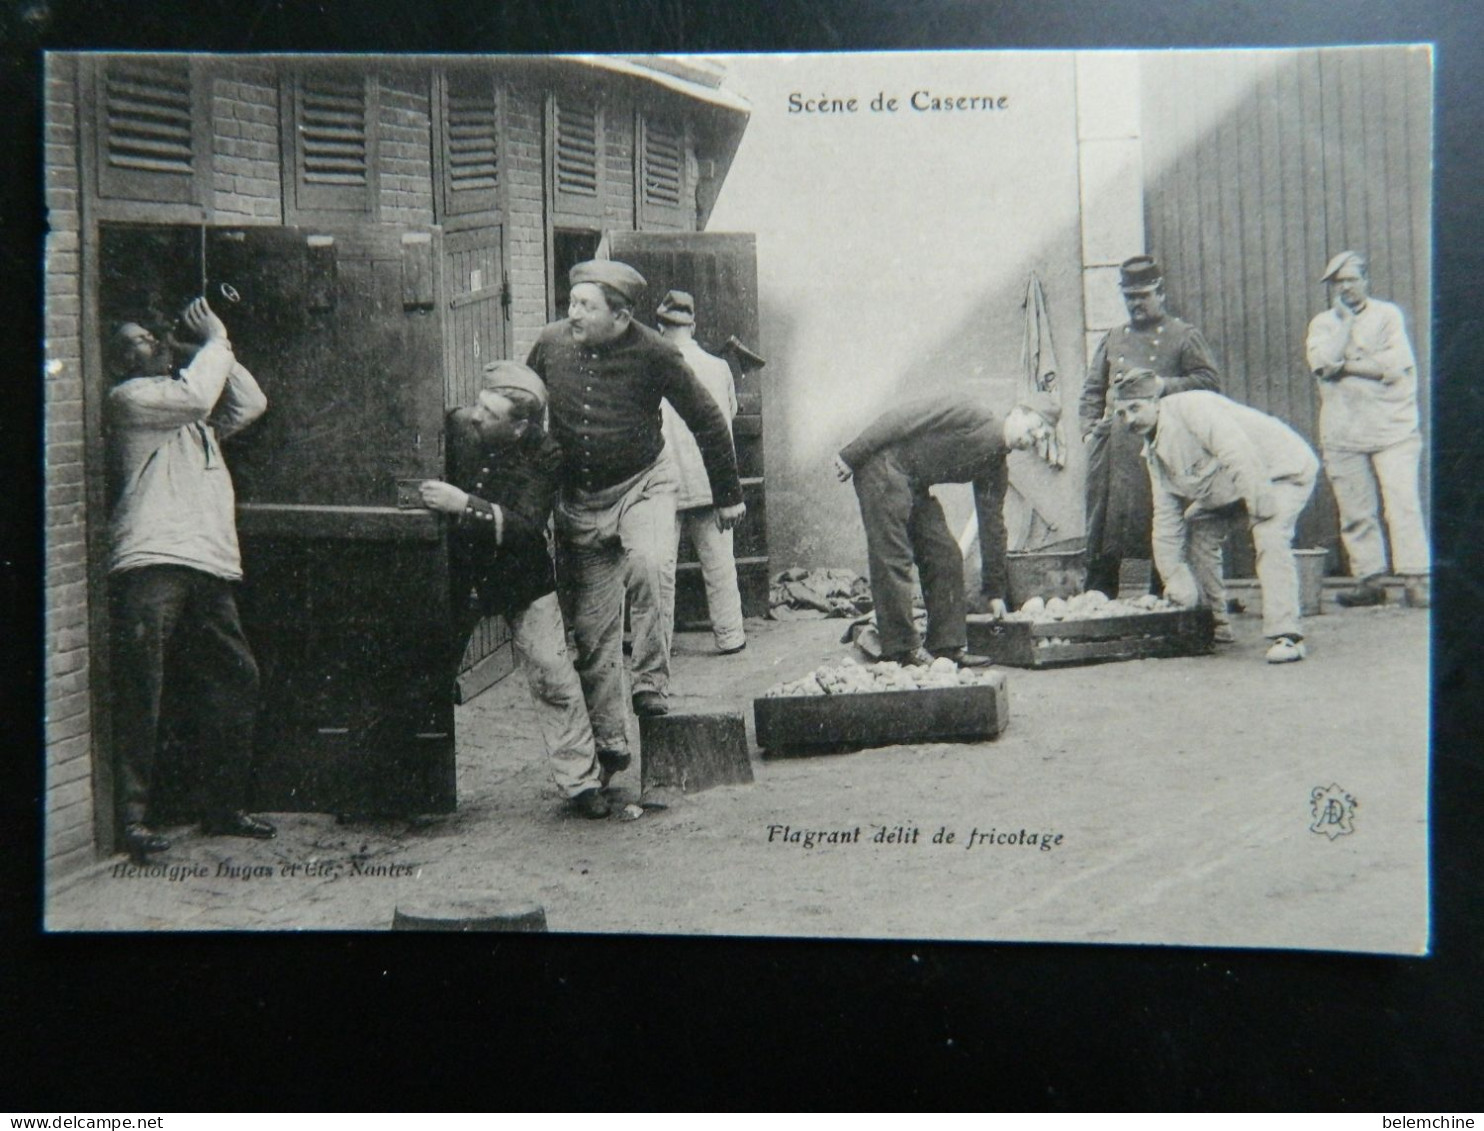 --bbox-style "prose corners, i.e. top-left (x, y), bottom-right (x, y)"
top-left (1118, 255), bottom-right (1164, 293)
top-left (1110, 368), bottom-right (1164, 401)
top-left (1320, 250), bottom-right (1365, 282)
top-left (656, 289), bottom-right (696, 325)
top-left (480, 360), bottom-right (548, 411)
top-left (1015, 390), bottom-right (1062, 426)
top-left (570, 259), bottom-right (647, 304)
